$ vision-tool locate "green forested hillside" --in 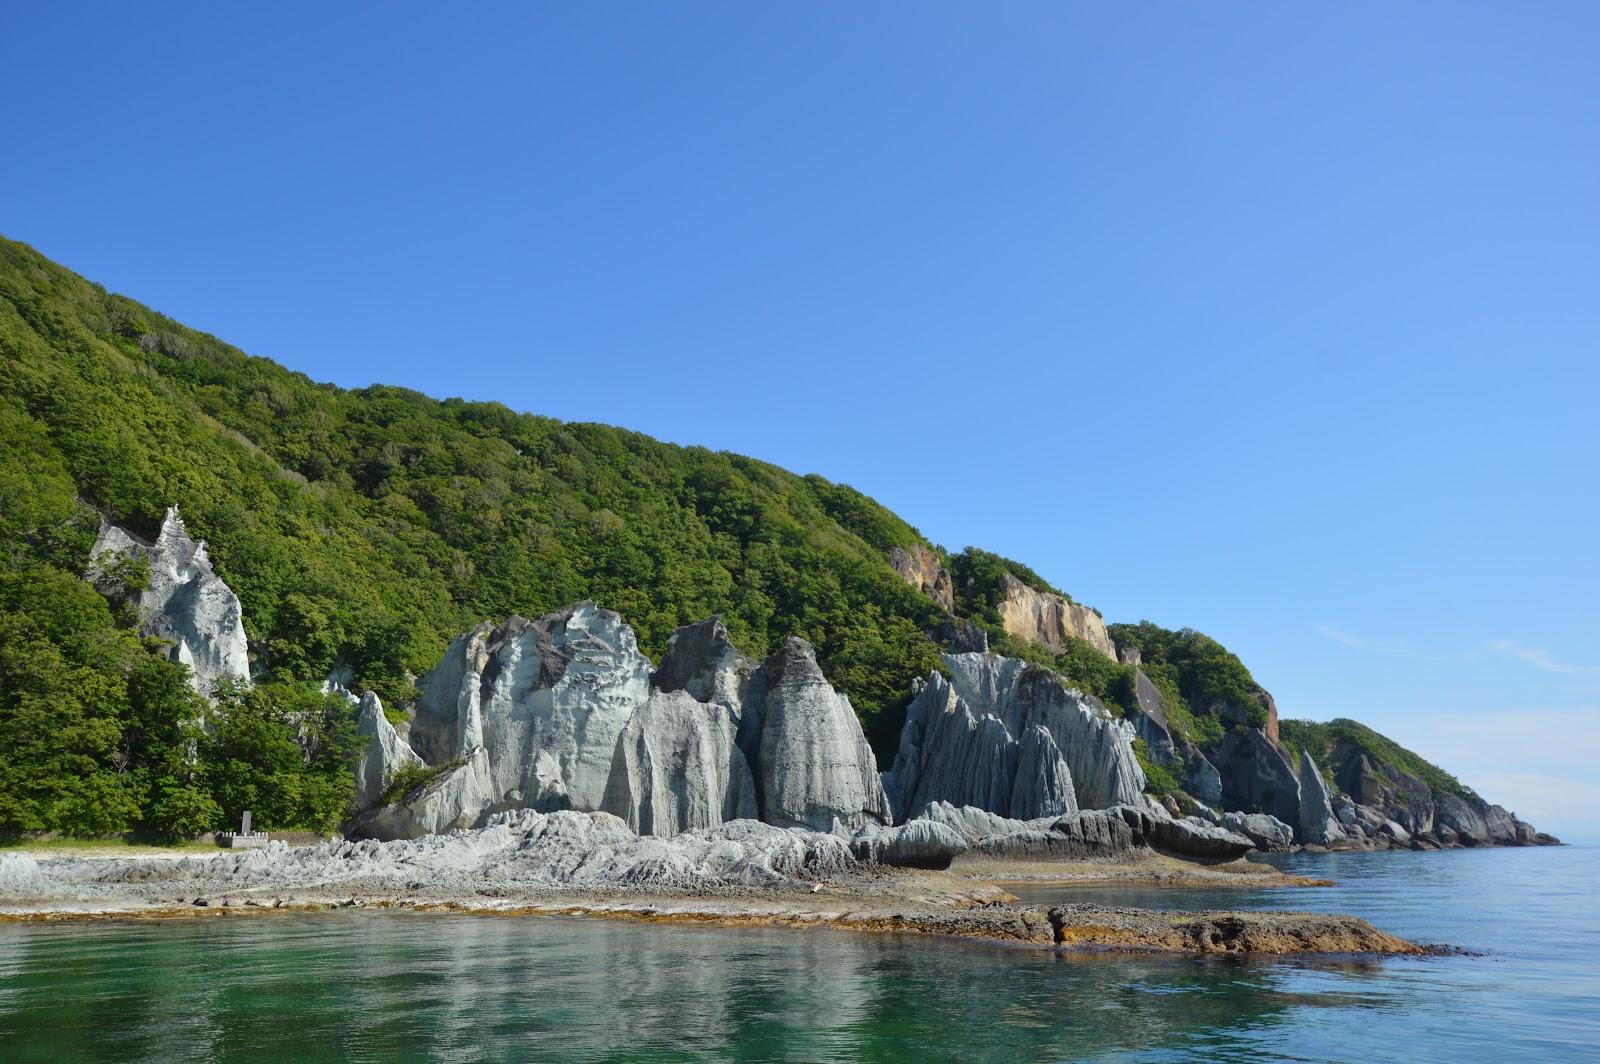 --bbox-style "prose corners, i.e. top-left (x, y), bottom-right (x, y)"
top-left (0, 235), bottom-right (1464, 836)
top-left (0, 235), bottom-right (953, 714)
